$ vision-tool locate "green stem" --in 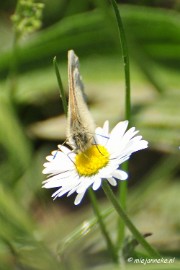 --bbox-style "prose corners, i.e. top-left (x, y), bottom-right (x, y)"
top-left (9, 0), bottom-right (22, 98)
top-left (102, 181), bottom-right (161, 259)
top-left (110, 0), bottom-right (131, 122)
top-left (9, 34), bottom-right (19, 99)
top-left (117, 164), bottom-right (127, 246)
top-left (88, 189), bottom-right (118, 263)
top-left (53, 56), bottom-right (67, 115)
top-left (110, 0), bottom-right (131, 248)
